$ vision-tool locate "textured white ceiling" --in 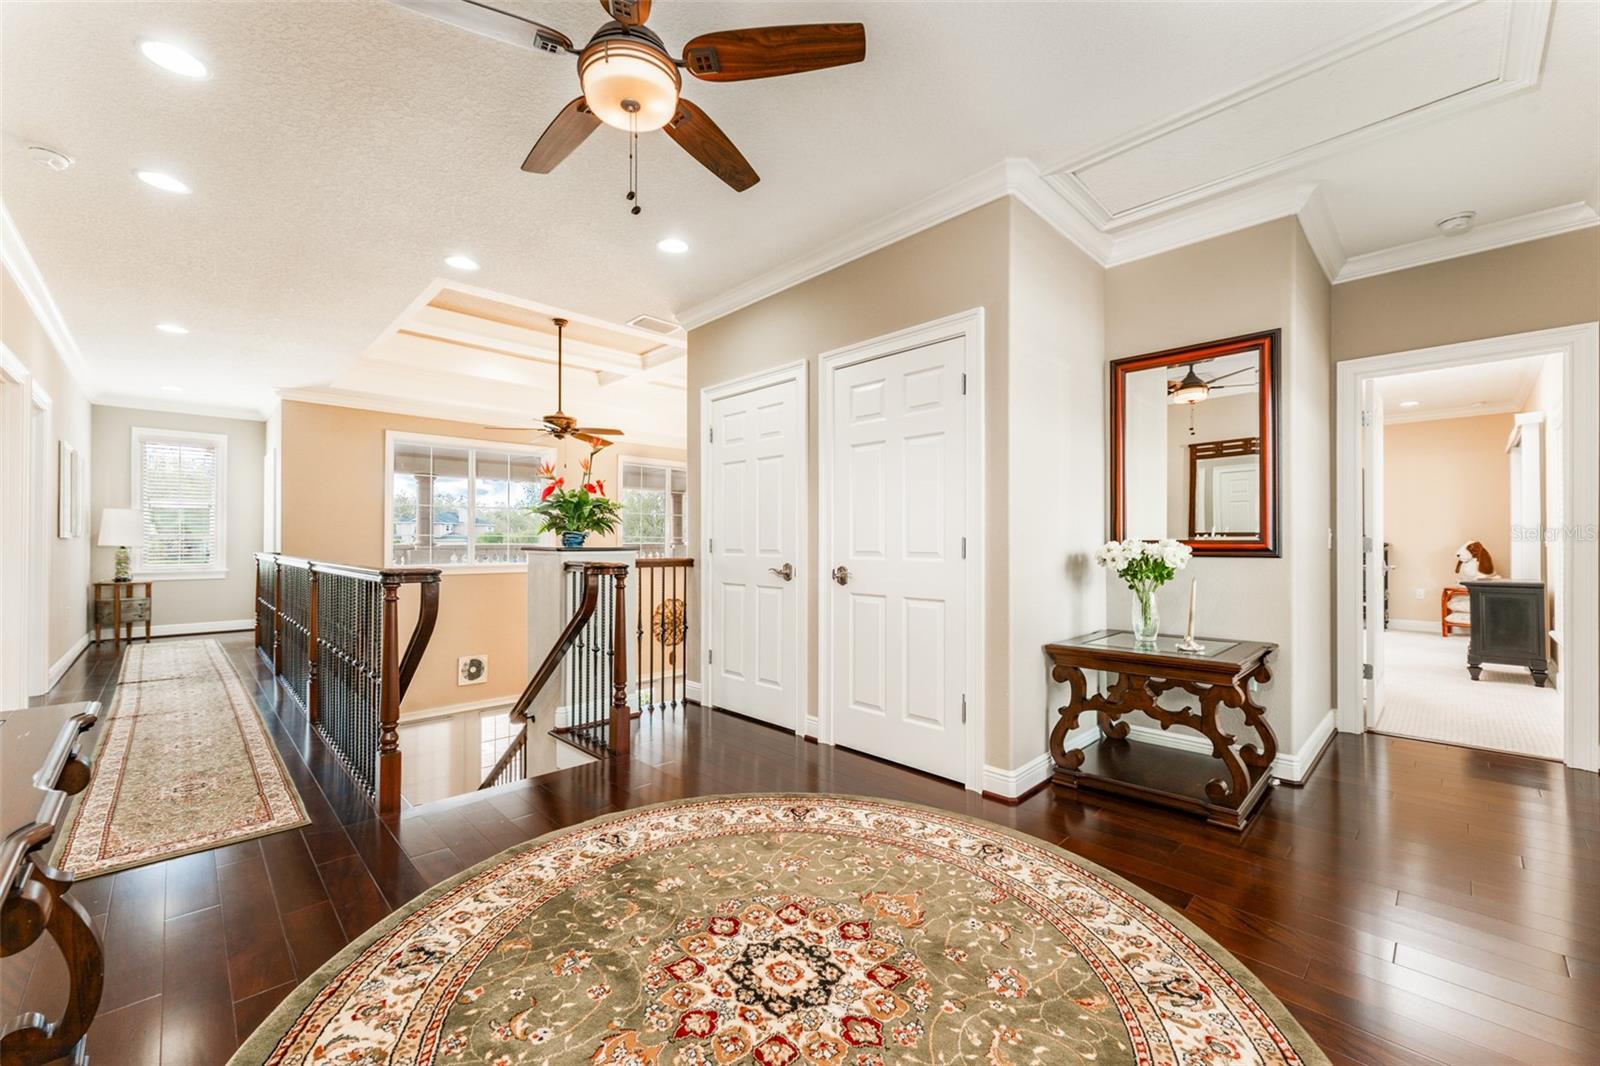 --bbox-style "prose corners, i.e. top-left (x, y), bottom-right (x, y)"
top-left (2, 1), bottom-right (1595, 416)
